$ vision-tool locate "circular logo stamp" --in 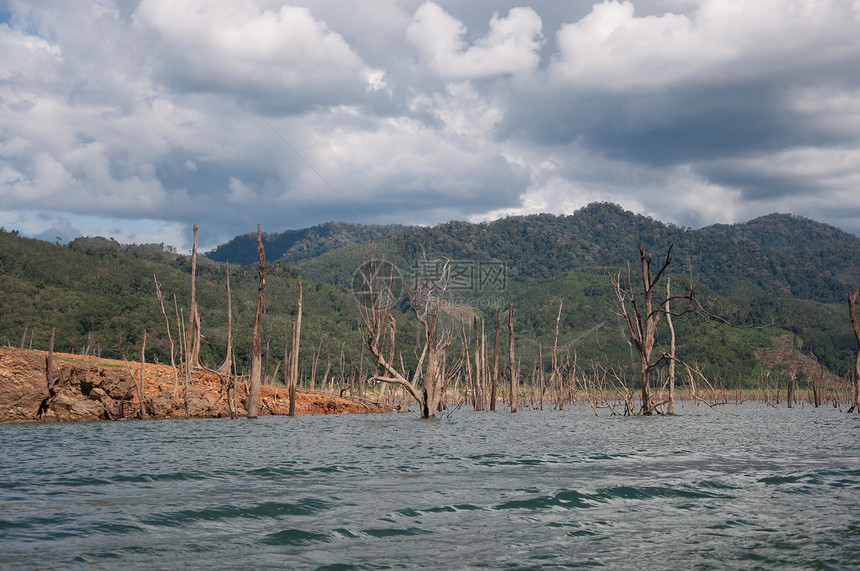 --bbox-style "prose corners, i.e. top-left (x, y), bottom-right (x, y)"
top-left (352, 260), bottom-right (404, 309)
